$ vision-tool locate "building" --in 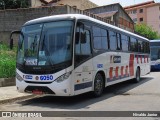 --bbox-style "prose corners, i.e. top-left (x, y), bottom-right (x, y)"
top-left (85, 3), bottom-right (134, 32)
top-left (124, 1), bottom-right (160, 34)
top-left (29, 0), bottom-right (98, 10)
top-left (0, 5), bottom-right (112, 44)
